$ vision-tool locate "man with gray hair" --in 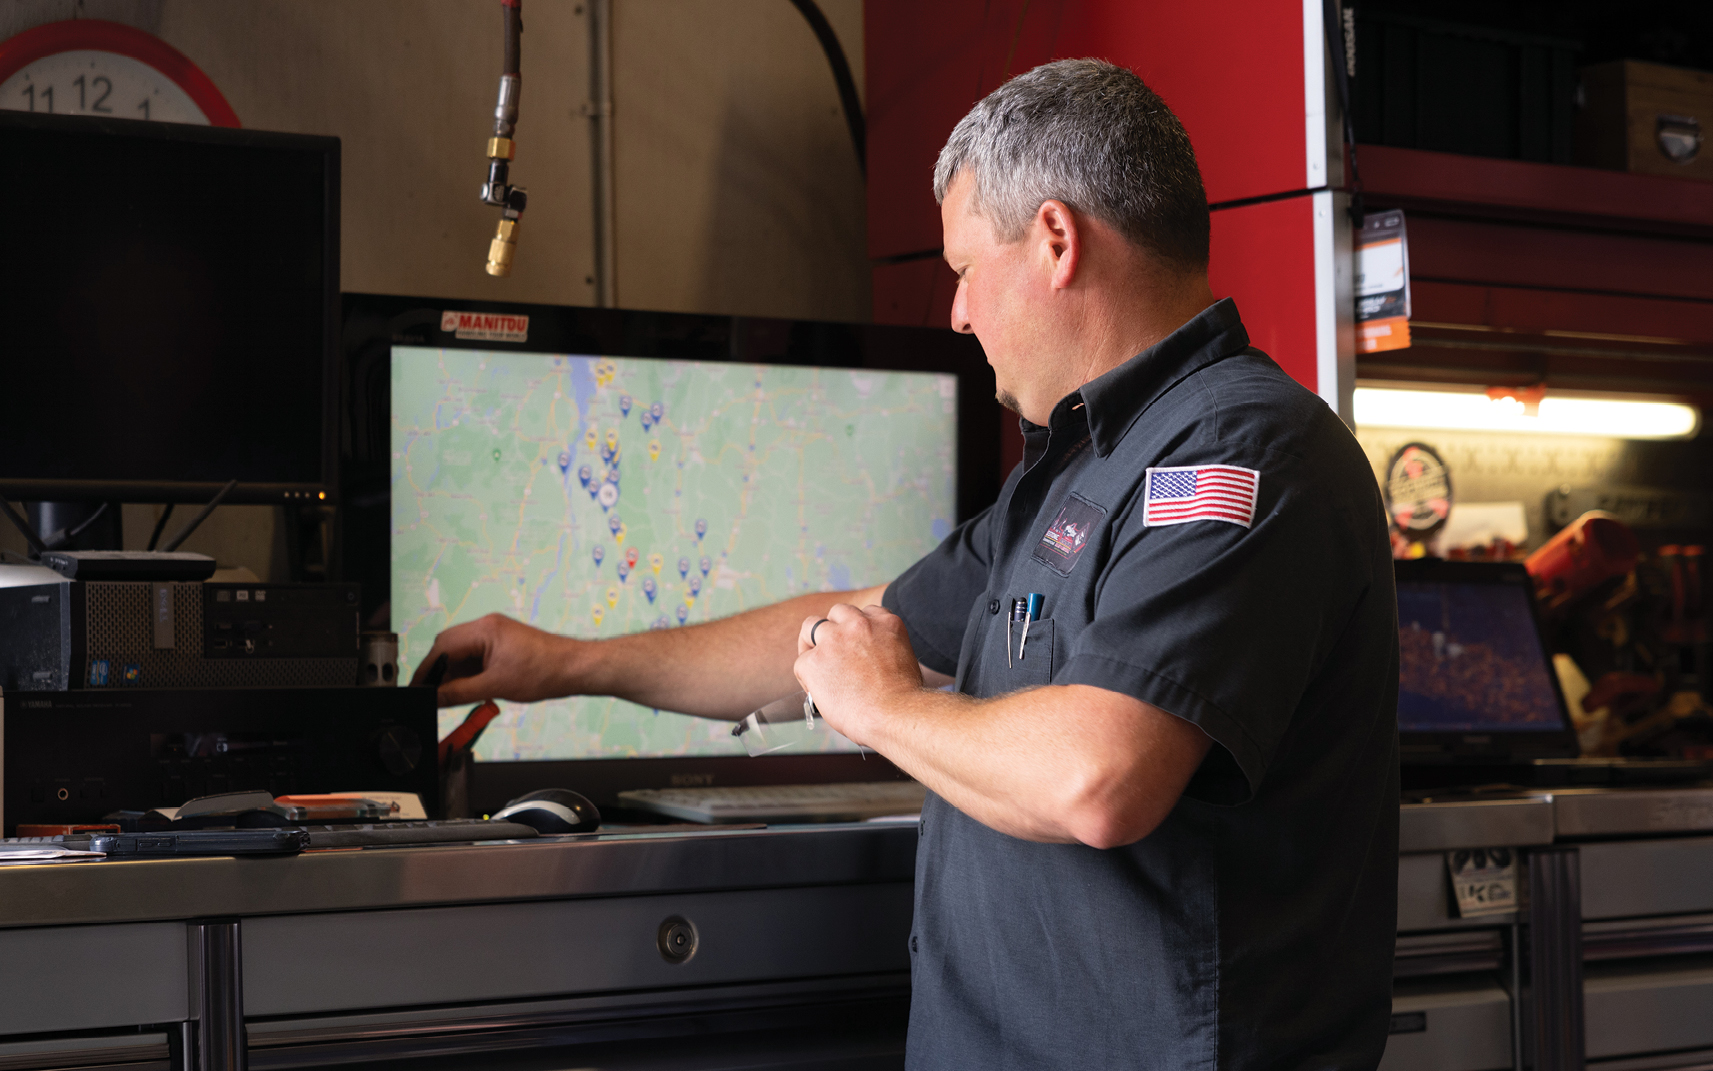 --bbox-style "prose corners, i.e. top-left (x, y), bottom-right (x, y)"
top-left (419, 58), bottom-right (1399, 1069)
